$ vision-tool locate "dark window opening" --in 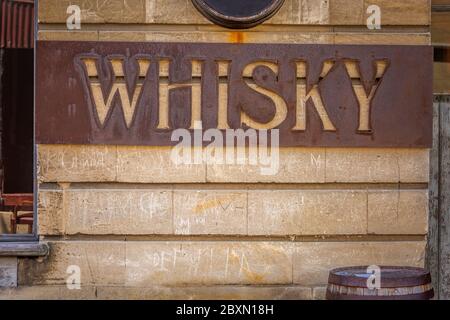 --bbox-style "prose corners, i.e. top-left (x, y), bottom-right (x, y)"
top-left (0, 0), bottom-right (36, 238)
top-left (435, 46), bottom-right (450, 63)
top-left (0, 48), bottom-right (34, 235)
